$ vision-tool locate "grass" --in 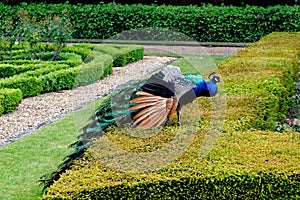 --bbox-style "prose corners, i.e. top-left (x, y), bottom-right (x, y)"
top-left (0, 116), bottom-right (78, 200)
top-left (145, 52), bottom-right (228, 74)
top-left (0, 54), bottom-right (228, 199)
top-left (171, 55), bottom-right (228, 74)
top-left (0, 98), bottom-right (103, 200)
